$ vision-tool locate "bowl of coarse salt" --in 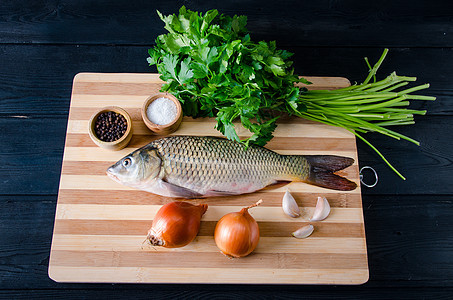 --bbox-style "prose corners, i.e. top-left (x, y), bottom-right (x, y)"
top-left (141, 93), bottom-right (183, 135)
